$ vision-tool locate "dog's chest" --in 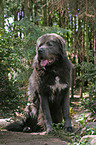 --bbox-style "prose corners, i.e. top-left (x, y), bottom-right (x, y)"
top-left (49, 76), bottom-right (67, 93)
top-left (47, 76), bottom-right (67, 102)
